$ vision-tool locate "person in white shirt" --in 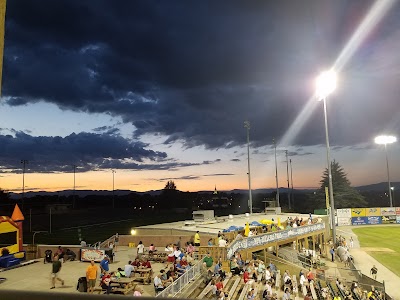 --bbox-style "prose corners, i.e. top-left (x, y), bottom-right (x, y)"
top-left (248, 230), bottom-right (254, 237)
top-left (265, 266), bottom-right (272, 281)
top-left (137, 241), bottom-right (145, 258)
top-left (124, 261), bottom-right (135, 277)
top-left (174, 247), bottom-right (182, 259)
top-left (299, 273), bottom-right (307, 287)
top-left (264, 281), bottom-right (273, 296)
top-left (154, 272), bottom-right (164, 292)
top-left (218, 238), bottom-right (227, 247)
